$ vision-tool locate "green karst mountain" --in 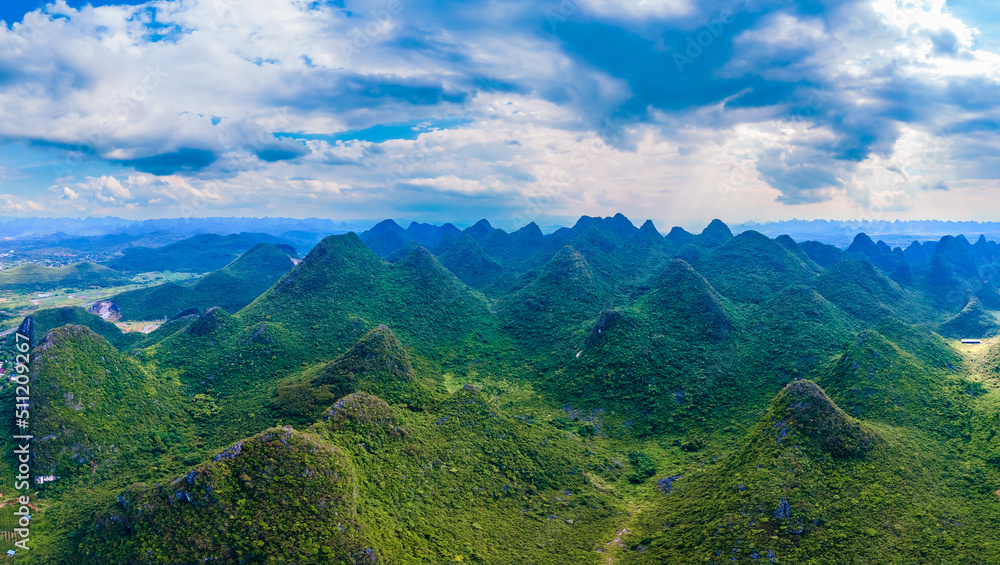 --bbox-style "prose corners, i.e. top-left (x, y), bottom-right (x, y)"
top-left (695, 218), bottom-right (734, 248)
top-left (639, 258), bottom-right (732, 341)
top-left (800, 239), bottom-right (845, 268)
top-left (913, 253), bottom-right (976, 311)
top-left (80, 427), bottom-right (366, 563)
top-left (501, 245), bottom-right (611, 358)
top-left (940, 296), bottom-right (1000, 339)
top-left (436, 234), bottom-right (506, 290)
top-left (617, 220), bottom-right (678, 296)
top-left (110, 242), bottom-right (296, 320)
top-left (624, 378), bottom-right (999, 564)
top-left (274, 324), bottom-right (430, 420)
top-left (0, 325), bottom-right (195, 490)
top-left (241, 232), bottom-right (496, 357)
top-left (549, 258), bottom-right (743, 437)
top-left (697, 230), bottom-right (819, 304)
top-left (820, 320), bottom-right (974, 434)
top-left (746, 285), bottom-right (853, 381)
top-left (29, 306), bottom-right (142, 349)
top-left (104, 232), bottom-right (294, 273)
top-left (4, 214), bottom-right (1000, 564)
top-left (847, 232), bottom-right (902, 273)
top-left (815, 259), bottom-right (928, 324)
